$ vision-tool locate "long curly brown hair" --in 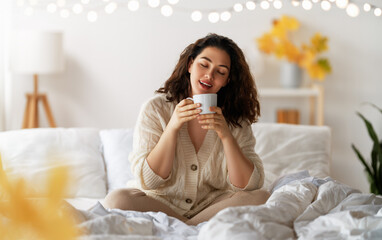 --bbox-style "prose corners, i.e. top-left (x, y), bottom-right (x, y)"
top-left (156, 33), bottom-right (260, 128)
